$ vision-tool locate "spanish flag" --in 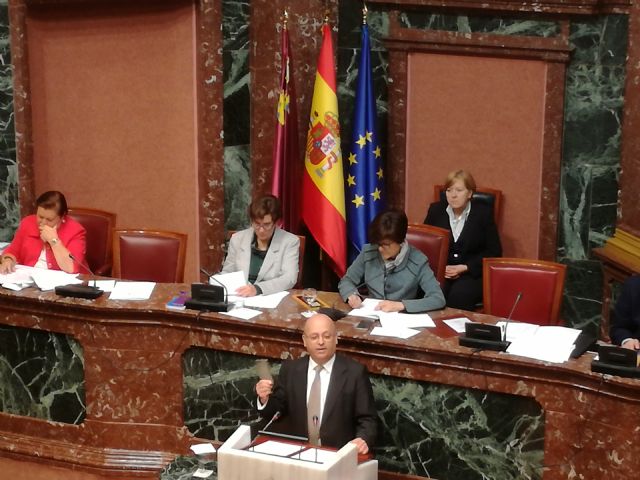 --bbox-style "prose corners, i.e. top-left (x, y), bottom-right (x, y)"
top-left (302, 21), bottom-right (346, 276)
